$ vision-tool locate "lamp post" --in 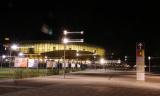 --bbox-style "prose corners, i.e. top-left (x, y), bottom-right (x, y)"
top-left (93, 53), bottom-right (97, 70)
top-left (18, 52), bottom-right (24, 57)
top-left (100, 58), bottom-right (105, 71)
top-left (62, 37), bottom-right (68, 79)
top-left (62, 30), bottom-right (84, 79)
top-left (1, 55), bottom-right (6, 68)
top-left (125, 56), bottom-right (127, 62)
top-left (148, 56), bottom-right (151, 73)
top-left (10, 44), bottom-right (18, 68)
top-left (76, 52), bottom-right (79, 69)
